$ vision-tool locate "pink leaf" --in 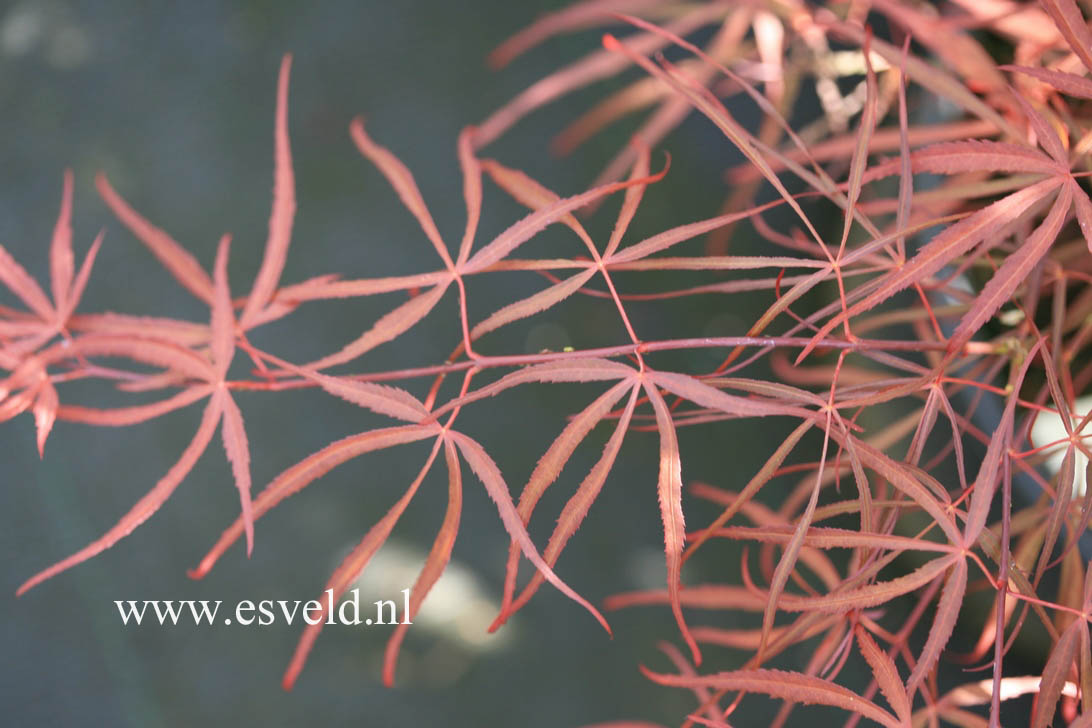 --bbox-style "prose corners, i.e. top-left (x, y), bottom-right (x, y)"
top-left (494, 379), bottom-right (634, 627)
top-left (282, 271), bottom-right (450, 302)
top-left (606, 198), bottom-right (787, 264)
top-left (643, 381), bottom-right (700, 665)
top-left (640, 666), bottom-right (902, 728)
top-left (216, 388), bottom-right (253, 556)
top-left (605, 141), bottom-right (651, 257)
top-left (1032, 619), bottom-right (1083, 728)
top-left (49, 169), bottom-right (75, 314)
top-left (963, 338), bottom-right (1040, 544)
top-left (833, 433), bottom-right (962, 545)
top-left (455, 127), bottom-right (483, 266)
top-left (349, 118), bottom-right (453, 269)
top-left (474, 5), bottom-right (725, 147)
top-left (58, 386), bottom-right (214, 426)
top-left (17, 394), bottom-right (223, 595)
top-left (282, 438), bottom-right (443, 690)
top-left (267, 353), bottom-right (428, 423)
top-left (0, 244), bottom-right (54, 321)
top-left (487, 0), bottom-right (660, 68)
top-left (605, 583), bottom-right (766, 612)
top-left (96, 173), bottom-right (215, 304)
top-left (649, 369), bottom-right (812, 420)
top-left (1039, 0), bottom-right (1092, 74)
top-left (480, 158), bottom-right (596, 252)
top-left (306, 282), bottom-right (450, 371)
top-left (774, 555), bottom-right (958, 614)
top-left (707, 525), bottom-right (956, 554)
top-left (32, 377), bottom-right (58, 458)
top-left (1003, 64), bottom-right (1092, 99)
top-left (70, 312), bottom-right (208, 347)
top-left (1010, 91), bottom-right (1068, 164)
top-left (801, 178), bottom-right (1061, 362)
top-left (949, 185), bottom-right (1072, 349)
top-left (451, 430), bottom-right (612, 636)
top-left (431, 358), bottom-right (635, 419)
top-left (909, 140), bottom-right (1061, 176)
top-left (383, 437), bottom-right (463, 686)
top-left (67, 334), bottom-right (216, 383)
top-left (211, 234), bottom-right (235, 379)
top-left (506, 384), bottom-right (639, 620)
top-left (856, 625), bottom-right (911, 726)
top-left (471, 268), bottom-right (597, 340)
top-left (62, 231), bottom-right (104, 321)
top-left (906, 558), bottom-right (968, 696)
top-left (837, 30), bottom-right (879, 256)
top-left (190, 424), bottom-right (438, 579)
top-left (241, 54), bottom-right (297, 327)
top-left (463, 164), bottom-right (667, 272)
top-left (1071, 179), bottom-right (1092, 252)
